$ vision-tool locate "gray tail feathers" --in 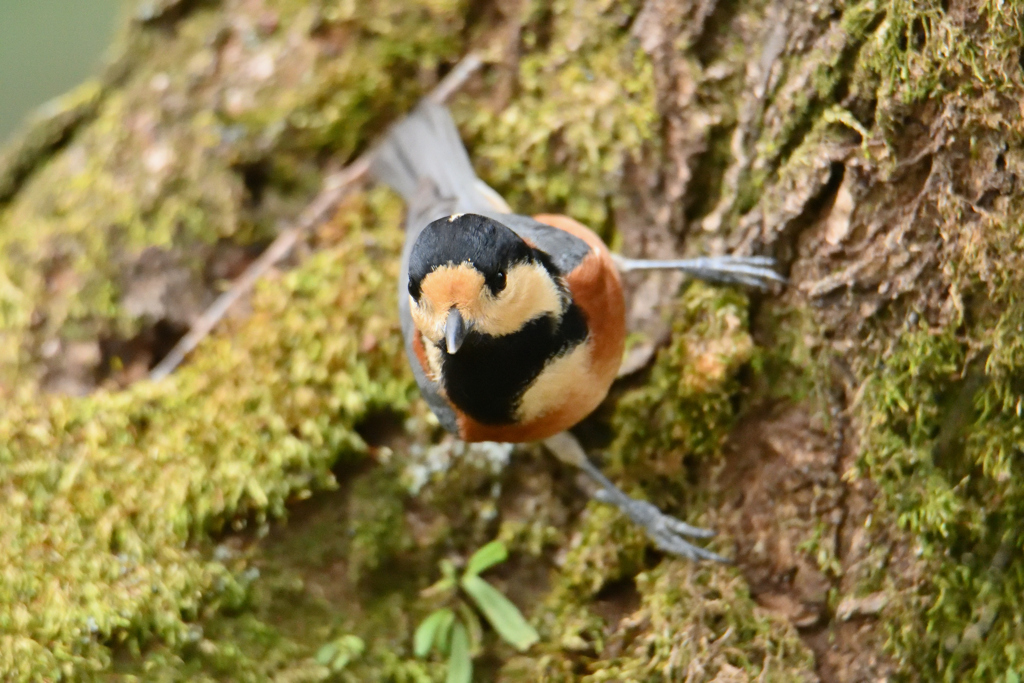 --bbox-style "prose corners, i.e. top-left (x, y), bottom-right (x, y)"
top-left (370, 102), bottom-right (508, 223)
